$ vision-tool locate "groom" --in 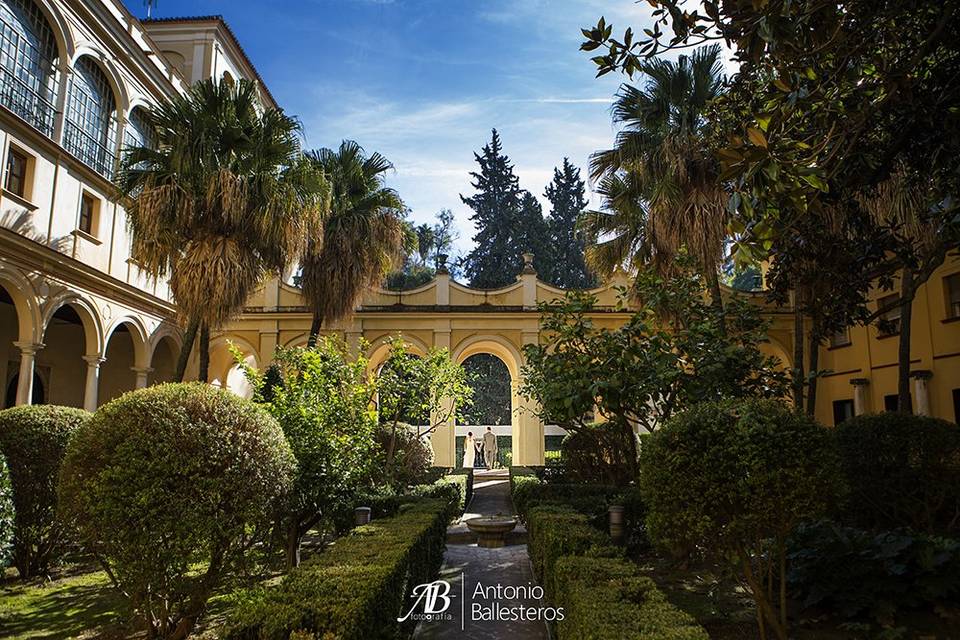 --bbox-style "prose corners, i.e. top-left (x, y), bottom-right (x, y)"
top-left (482, 427), bottom-right (497, 469)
